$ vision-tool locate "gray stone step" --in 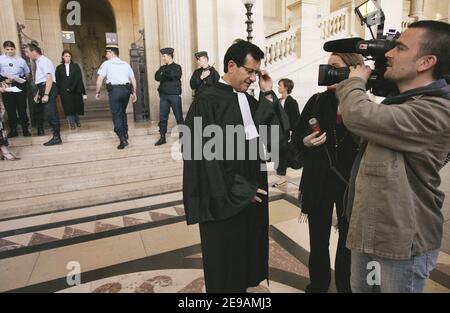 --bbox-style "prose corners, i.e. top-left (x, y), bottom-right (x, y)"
top-left (0, 152), bottom-right (180, 186)
top-left (0, 162), bottom-right (183, 201)
top-left (0, 175), bottom-right (183, 220)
